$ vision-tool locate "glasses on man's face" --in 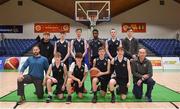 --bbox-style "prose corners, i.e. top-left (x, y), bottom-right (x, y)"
top-left (93, 32), bottom-right (98, 34)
